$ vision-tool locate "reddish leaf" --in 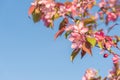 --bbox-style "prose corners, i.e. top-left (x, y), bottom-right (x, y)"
top-left (81, 50), bottom-right (86, 59)
top-left (82, 42), bottom-right (92, 55)
top-left (54, 27), bottom-right (65, 39)
top-left (54, 18), bottom-right (68, 39)
top-left (70, 49), bottom-right (80, 62)
top-left (28, 5), bottom-right (35, 16)
top-left (59, 18), bottom-right (68, 30)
